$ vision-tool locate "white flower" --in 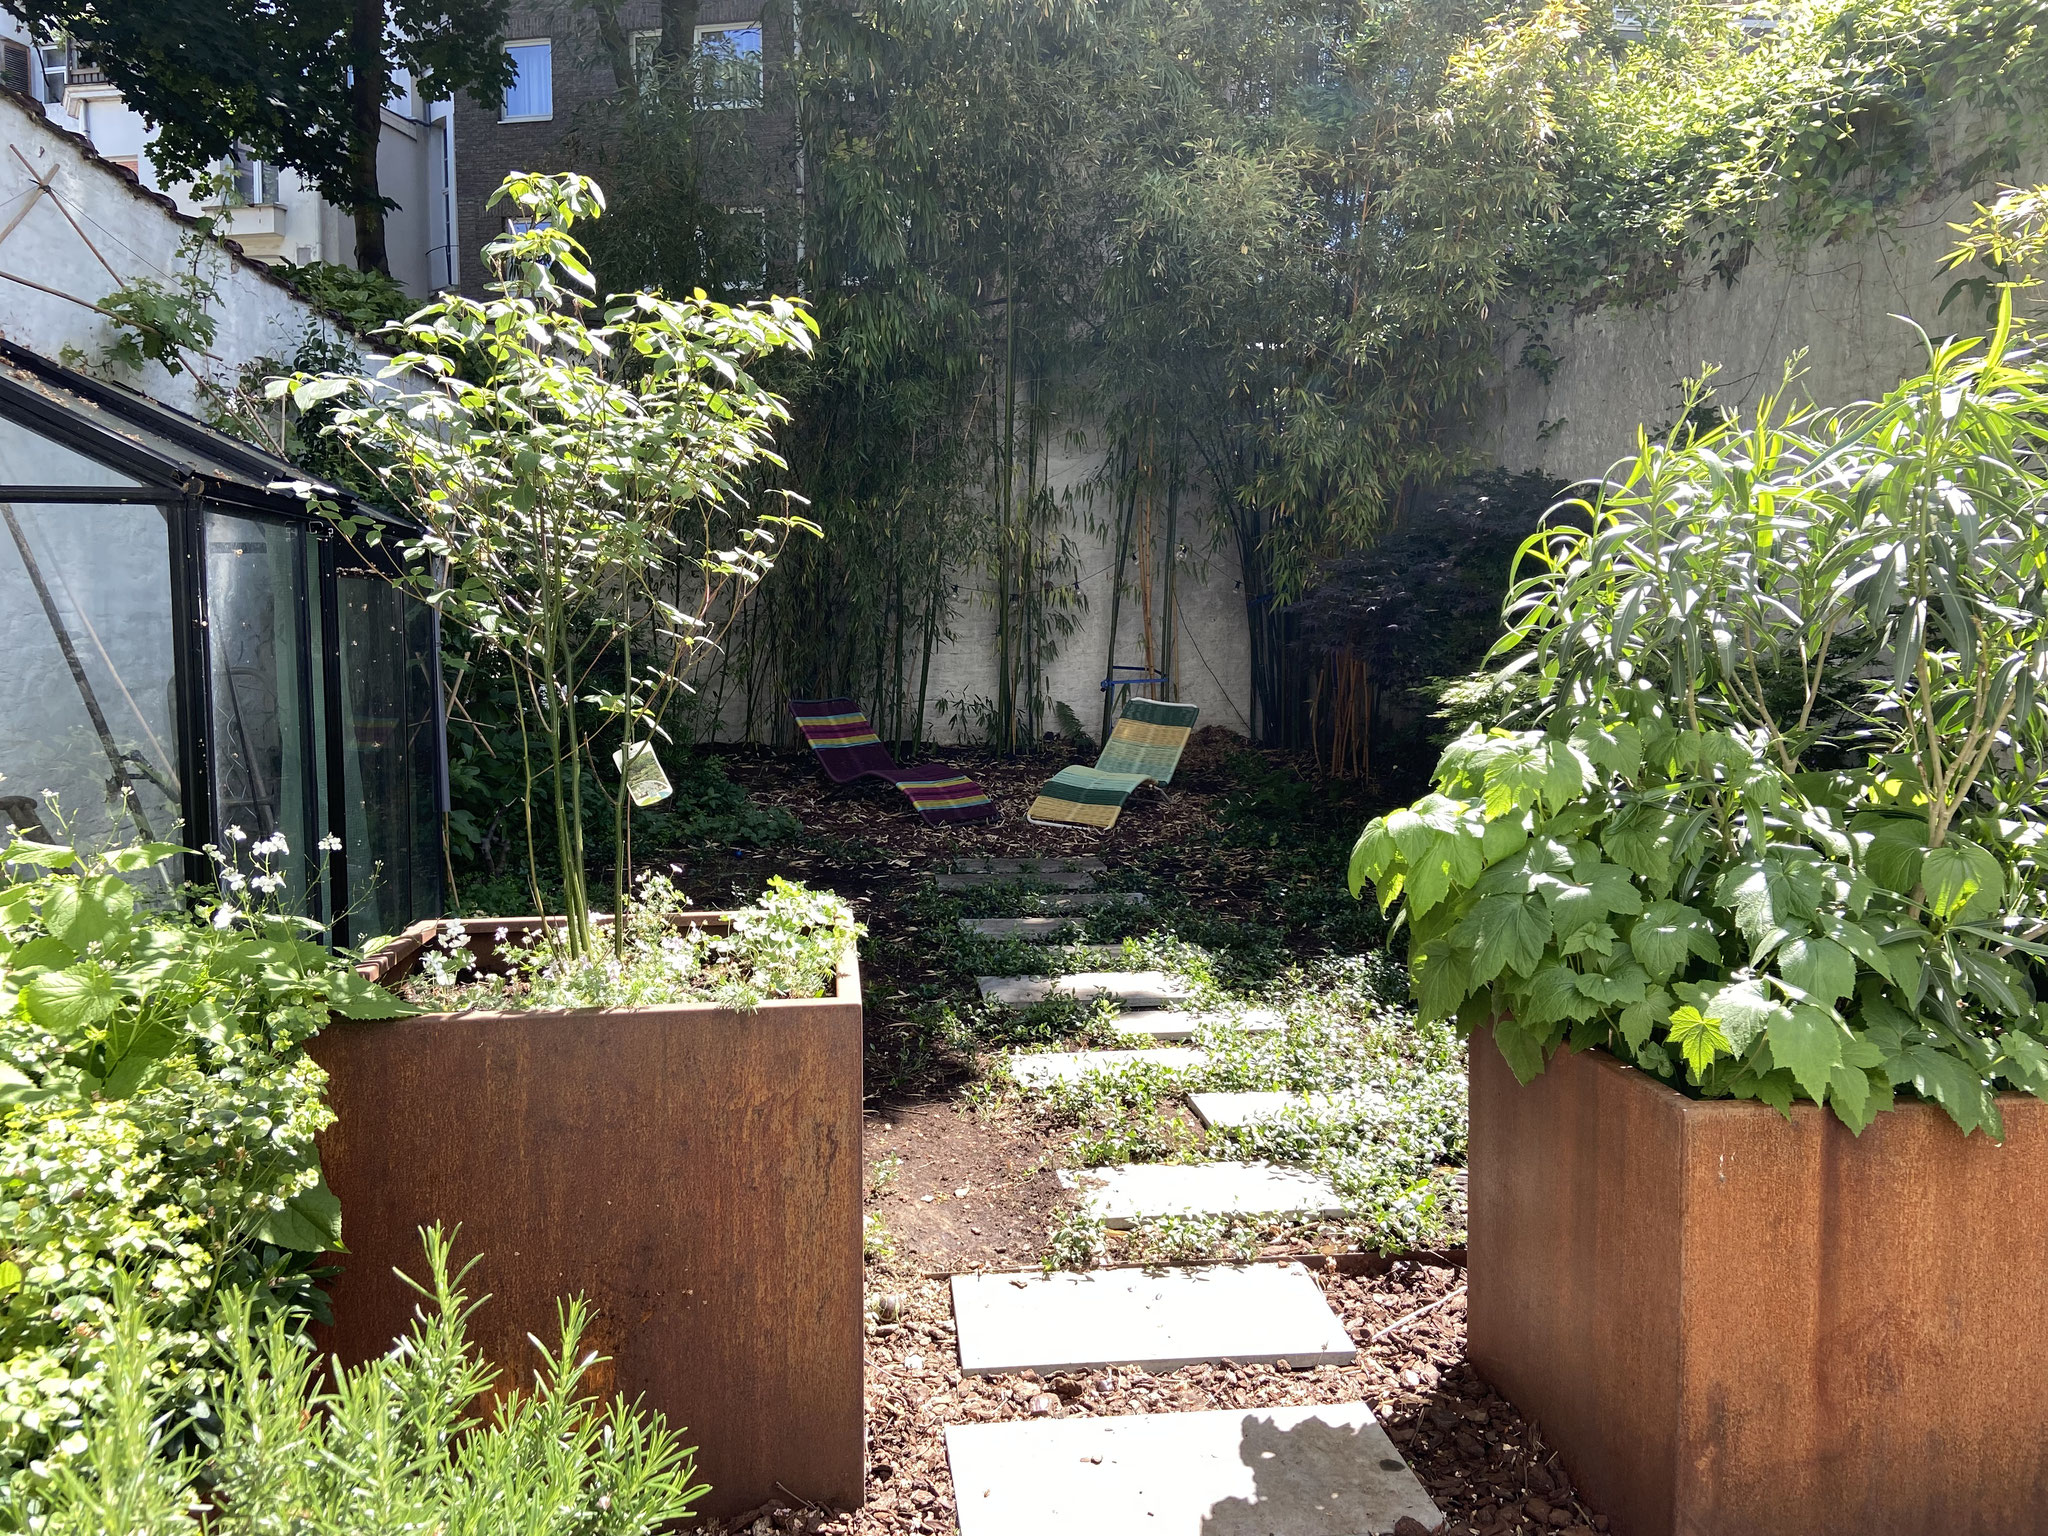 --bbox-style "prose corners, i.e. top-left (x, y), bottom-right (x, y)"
top-left (251, 873), bottom-right (286, 894)
top-left (317, 834), bottom-right (344, 852)
top-left (219, 870), bottom-right (248, 892)
top-left (224, 824), bottom-right (248, 843)
top-left (251, 832), bottom-right (289, 858)
top-left (212, 904), bottom-right (239, 929)
top-left (493, 926), bottom-right (510, 943)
